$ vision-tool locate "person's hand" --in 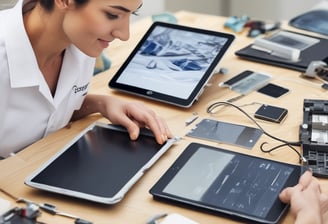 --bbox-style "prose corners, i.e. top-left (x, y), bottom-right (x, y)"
top-left (76, 94), bottom-right (173, 144)
top-left (105, 97), bottom-right (173, 144)
top-left (279, 171), bottom-right (328, 224)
